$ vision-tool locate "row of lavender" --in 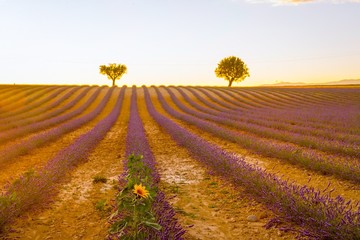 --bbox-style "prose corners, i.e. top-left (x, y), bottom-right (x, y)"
top-left (197, 86), bottom-right (327, 111)
top-left (0, 87), bottom-right (111, 164)
top-left (209, 86), bottom-right (360, 131)
top-left (0, 85), bottom-right (50, 101)
top-left (154, 87), bottom-right (360, 184)
top-left (178, 86), bottom-right (360, 144)
top-left (166, 87), bottom-right (359, 156)
top-left (228, 87), bottom-right (359, 107)
top-left (214, 86), bottom-right (359, 110)
top-left (0, 86), bottom-right (92, 127)
top-left (229, 86), bottom-right (360, 129)
top-left (0, 87), bottom-right (99, 144)
top-left (0, 86), bottom-right (65, 119)
top-left (143, 86), bottom-right (360, 239)
top-left (0, 86), bottom-right (126, 231)
top-left (0, 85), bottom-right (51, 110)
top-left (191, 86), bottom-right (360, 134)
top-left (204, 86), bottom-right (360, 150)
top-left (109, 86), bottom-right (184, 239)
top-left (205, 87), bottom-right (303, 109)
top-left (174, 87), bottom-right (359, 145)
top-left (253, 87), bottom-right (360, 103)
top-left (0, 86), bottom-right (92, 132)
top-left (182, 87), bottom-right (358, 139)
top-left (190, 87), bottom-right (360, 135)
